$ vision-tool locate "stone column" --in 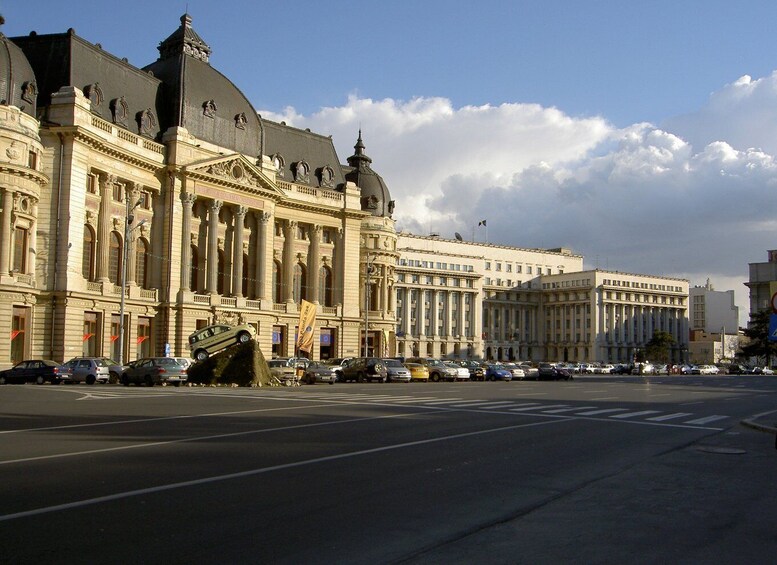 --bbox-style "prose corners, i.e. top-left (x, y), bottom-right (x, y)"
top-left (309, 224), bottom-right (321, 303)
top-left (96, 173), bottom-right (116, 282)
top-left (255, 212), bottom-right (271, 300)
top-left (28, 199), bottom-right (38, 276)
top-left (0, 188), bottom-right (13, 276)
top-left (206, 200), bottom-right (222, 294)
top-left (283, 220), bottom-right (296, 303)
top-left (232, 206), bottom-right (247, 297)
top-left (180, 193), bottom-right (196, 291)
